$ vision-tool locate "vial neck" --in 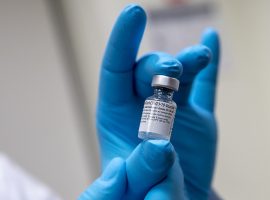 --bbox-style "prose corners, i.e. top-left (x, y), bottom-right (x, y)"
top-left (153, 87), bottom-right (174, 100)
